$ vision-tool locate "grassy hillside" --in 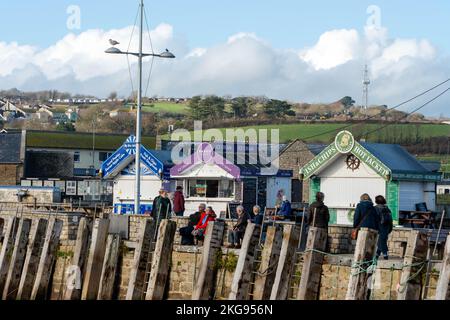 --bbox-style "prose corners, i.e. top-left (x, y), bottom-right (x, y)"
top-left (176, 123), bottom-right (450, 144)
top-left (142, 102), bottom-right (188, 114)
top-left (27, 131), bottom-right (156, 150)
